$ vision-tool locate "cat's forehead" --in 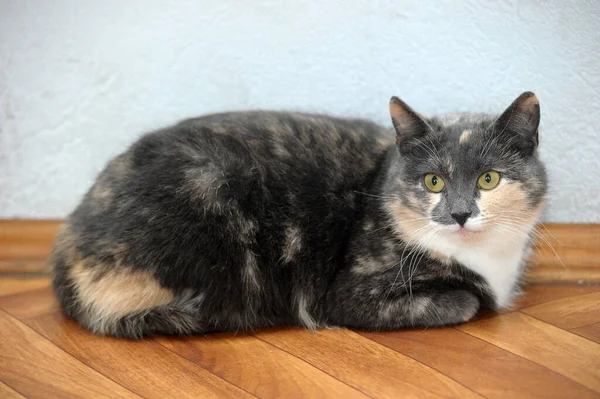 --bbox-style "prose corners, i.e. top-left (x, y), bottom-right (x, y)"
top-left (420, 113), bottom-right (502, 174)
